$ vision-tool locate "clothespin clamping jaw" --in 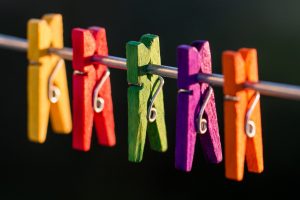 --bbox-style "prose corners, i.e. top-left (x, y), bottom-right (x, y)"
top-left (27, 14), bottom-right (72, 143)
top-left (223, 48), bottom-right (264, 181)
top-left (72, 27), bottom-right (116, 151)
top-left (175, 41), bottom-right (222, 172)
top-left (126, 34), bottom-right (168, 162)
